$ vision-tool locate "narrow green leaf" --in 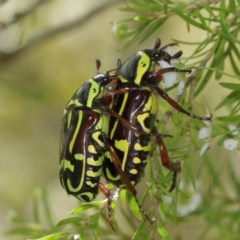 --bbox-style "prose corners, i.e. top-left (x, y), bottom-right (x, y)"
top-left (228, 0), bottom-right (237, 13)
top-left (120, 0), bottom-right (154, 12)
top-left (231, 101), bottom-right (240, 115)
top-left (131, 218), bottom-right (149, 240)
top-left (219, 82), bottom-right (240, 90)
top-left (57, 216), bottom-right (85, 226)
top-left (173, 7), bottom-right (205, 30)
top-left (219, 19), bottom-right (240, 60)
top-left (204, 154), bottom-right (225, 192)
top-left (91, 213), bottom-right (101, 236)
top-left (33, 188), bottom-right (42, 224)
top-left (194, 10), bottom-right (213, 33)
top-left (120, 188), bottom-right (127, 205)
top-left (6, 225), bottom-right (43, 237)
top-left (215, 91), bottom-right (240, 110)
top-left (219, 0), bottom-right (227, 18)
top-left (41, 189), bottom-right (54, 228)
top-left (216, 114), bottom-right (240, 122)
top-left (157, 224), bottom-right (169, 239)
top-left (118, 17), bottom-right (139, 24)
top-left (215, 59), bottom-right (224, 80)
top-left (228, 163), bottom-right (240, 196)
top-left (119, 29), bottom-right (143, 49)
top-left (139, 18), bottom-right (166, 44)
top-left (119, 5), bottom-right (148, 12)
top-left (229, 51), bottom-right (240, 77)
top-left (149, 2), bottom-right (164, 12)
top-left (194, 66), bottom-right (214, 97)
top-left (27, 231), bottom-right (73, 240)
top-left (71, 201), bottom-right (104, 214)
top-left (213, 37), bottom-right (225, 79)
top-left (129, 195), bottom-right (142, 220)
